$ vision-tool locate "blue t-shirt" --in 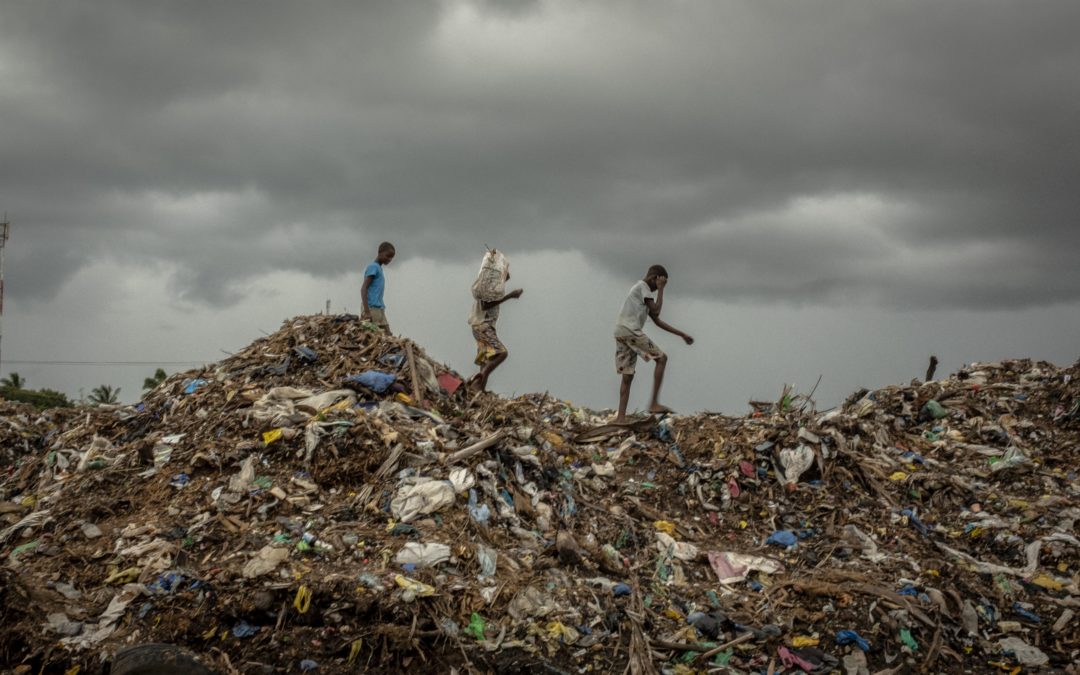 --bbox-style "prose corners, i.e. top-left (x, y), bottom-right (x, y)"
top-left (364, 262), bottom-right (386, 308)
